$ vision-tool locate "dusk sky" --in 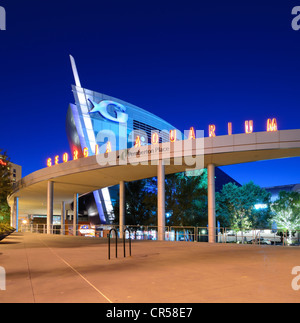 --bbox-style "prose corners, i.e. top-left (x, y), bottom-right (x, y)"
top-left (0, 0), bottom-right (300, 187)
